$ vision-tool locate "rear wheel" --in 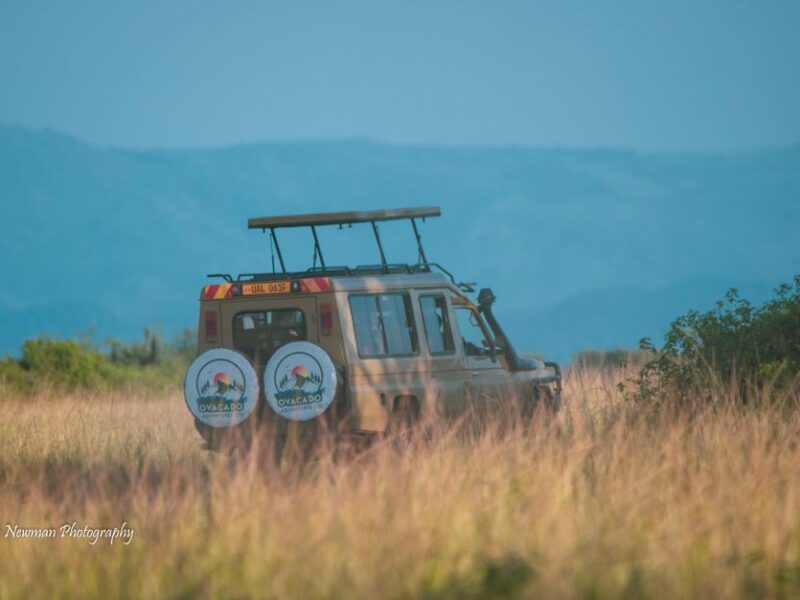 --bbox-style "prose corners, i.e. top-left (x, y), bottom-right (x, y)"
top-left (385, 396), bottom-right (420, 446)
top-left (194, 415), bottom-right (258, 453)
